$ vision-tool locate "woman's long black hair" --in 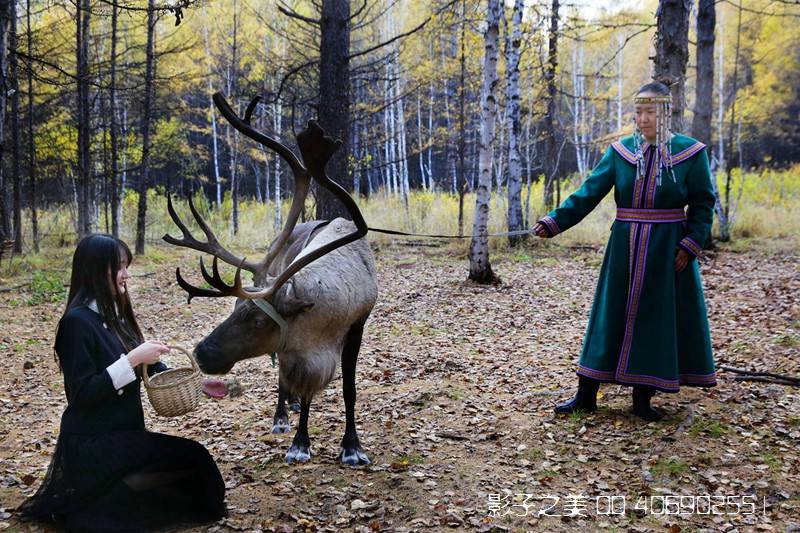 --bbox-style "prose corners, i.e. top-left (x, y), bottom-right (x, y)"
top-left (56, 234), bottom-right (145, 368)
